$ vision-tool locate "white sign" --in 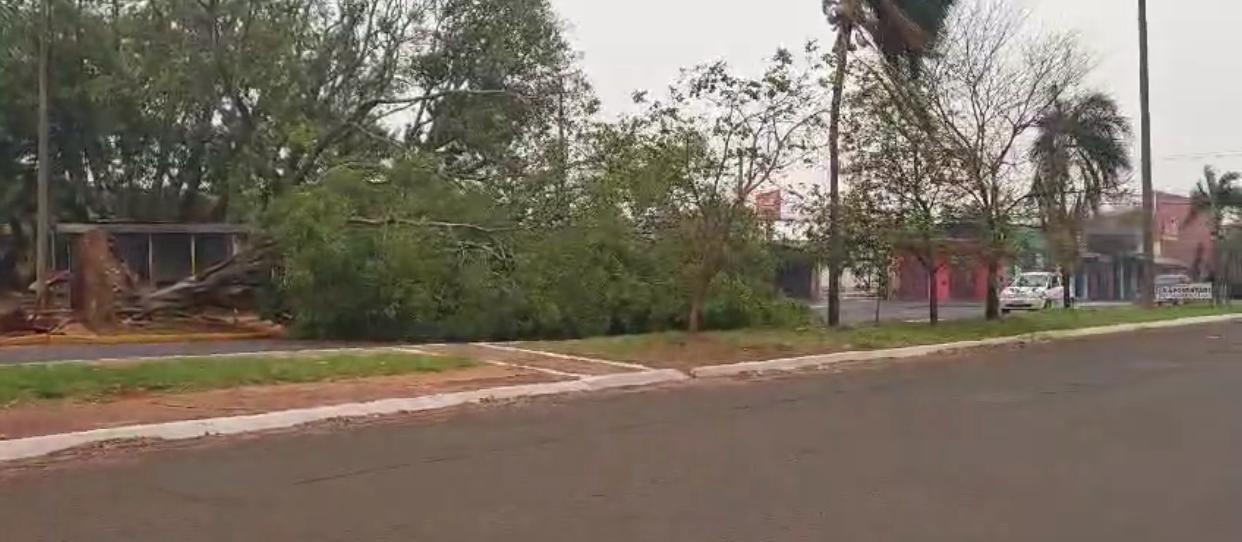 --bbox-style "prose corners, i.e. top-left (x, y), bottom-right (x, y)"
top-left (1156, 283), bottom-right (1213, 302)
